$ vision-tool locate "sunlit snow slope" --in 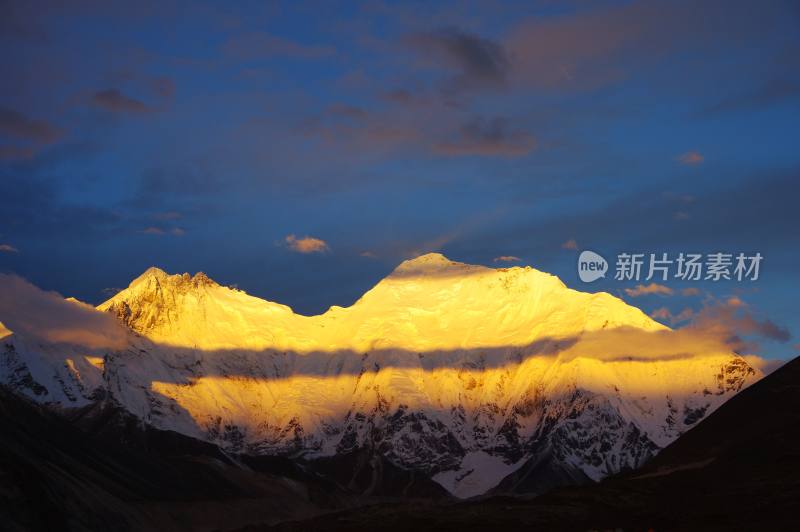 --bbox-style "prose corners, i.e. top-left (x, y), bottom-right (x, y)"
top-left (1, 254), bottom-right (761, 498)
